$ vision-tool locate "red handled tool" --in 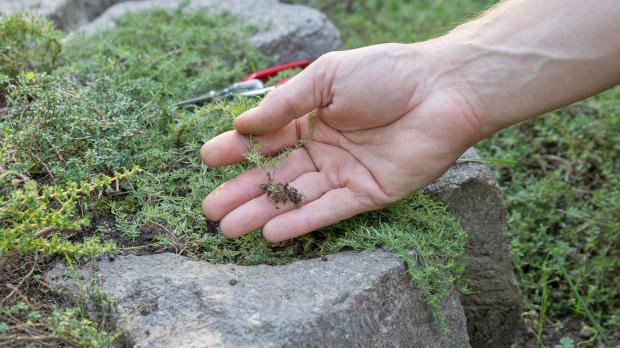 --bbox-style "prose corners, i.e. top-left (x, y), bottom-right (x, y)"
top-left (176, 60), bottom-right (309, 107)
